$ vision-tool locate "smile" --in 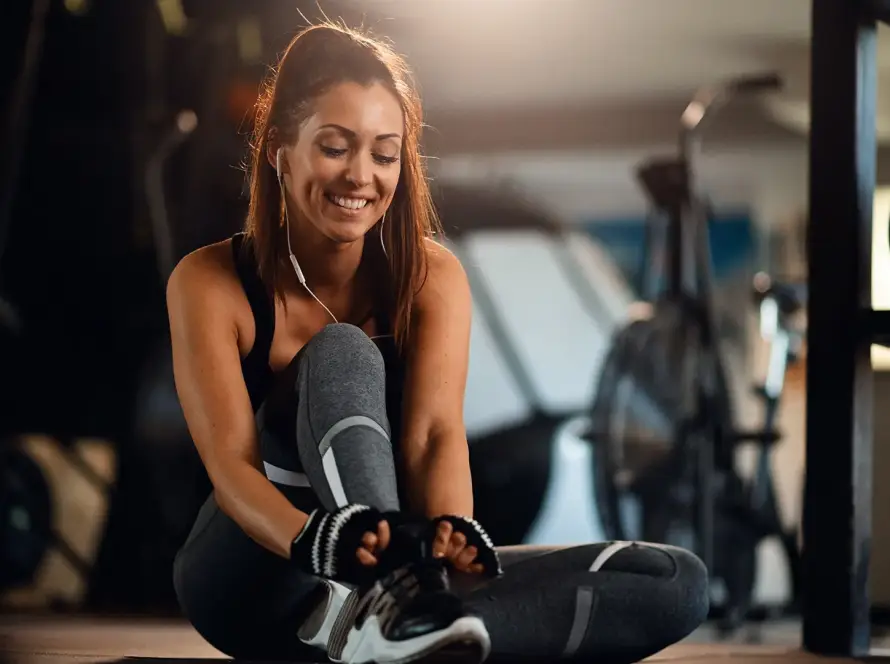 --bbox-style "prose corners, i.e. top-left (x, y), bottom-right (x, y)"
top-left (325, 194), bottom-right (370, 210)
